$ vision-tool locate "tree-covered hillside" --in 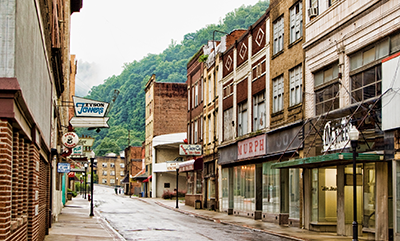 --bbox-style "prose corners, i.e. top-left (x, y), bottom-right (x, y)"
top-left (77, 1), bottom-right (269, 156)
